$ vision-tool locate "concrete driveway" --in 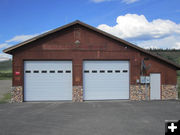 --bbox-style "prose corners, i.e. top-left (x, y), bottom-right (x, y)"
top-left (0, 101), bottom-right (180, 135)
